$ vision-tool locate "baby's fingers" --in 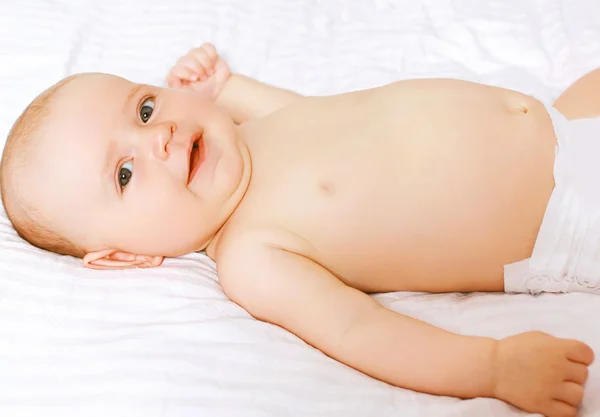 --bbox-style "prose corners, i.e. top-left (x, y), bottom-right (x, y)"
top-left (565, 363), bottom-right (588, 385)
top-left (200, 43), bottom-right (217, 59)
top-left (176, 55), bottom-right (211, 81)
top-left (190, 47), bottom-right (216, 76)
top-left (553, 382), bottom-right (584, 408)
top-left (565, 340), bottom-right (595, 366)
top-left (547, 400), bottom-right (577, 417)
top-left (168, 63), bottom-right (197, 85)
